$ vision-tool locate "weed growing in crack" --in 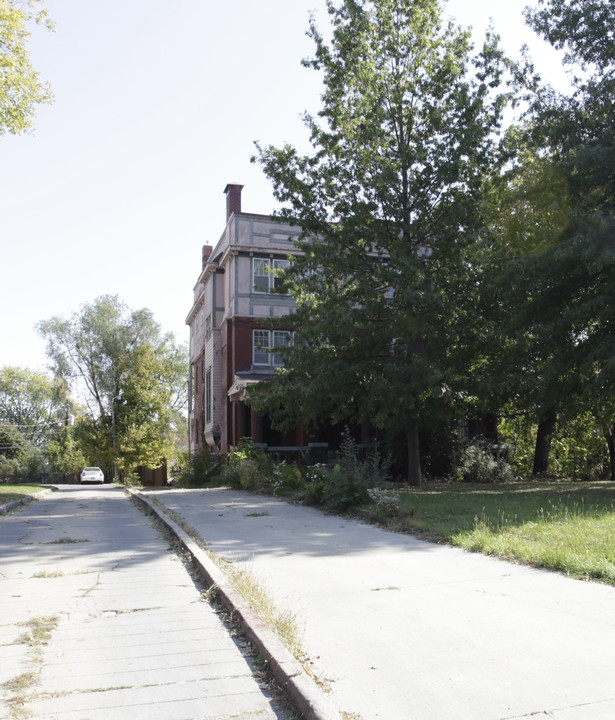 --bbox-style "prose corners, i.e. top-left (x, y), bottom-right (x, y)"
top-left (5, 616), bottom-right (60, 718)
top-left (31, 571), bottom-right (64, 579)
